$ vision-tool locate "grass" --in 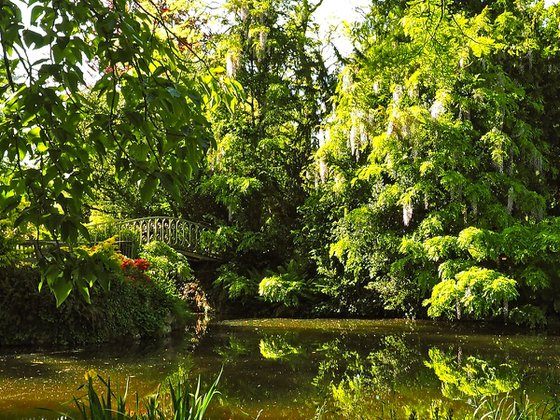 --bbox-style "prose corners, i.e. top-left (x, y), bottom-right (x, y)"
top-left (70, 369), bottom-right (221, 420)
top-left (315, 392), bottom-right (560, 420)
top-left (471, 392), bottom-right (560, 420)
